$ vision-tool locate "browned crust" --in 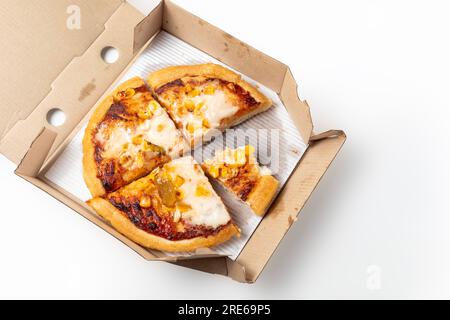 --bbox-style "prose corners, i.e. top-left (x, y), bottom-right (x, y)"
top-left (82, 77), bottom-right (146, 198)
top-left (246, 175), bottom-right (280, 216)
top-left (86, 197), bottom-right (240, 252)
top-left (147, 63), bottom-right (272, 115)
